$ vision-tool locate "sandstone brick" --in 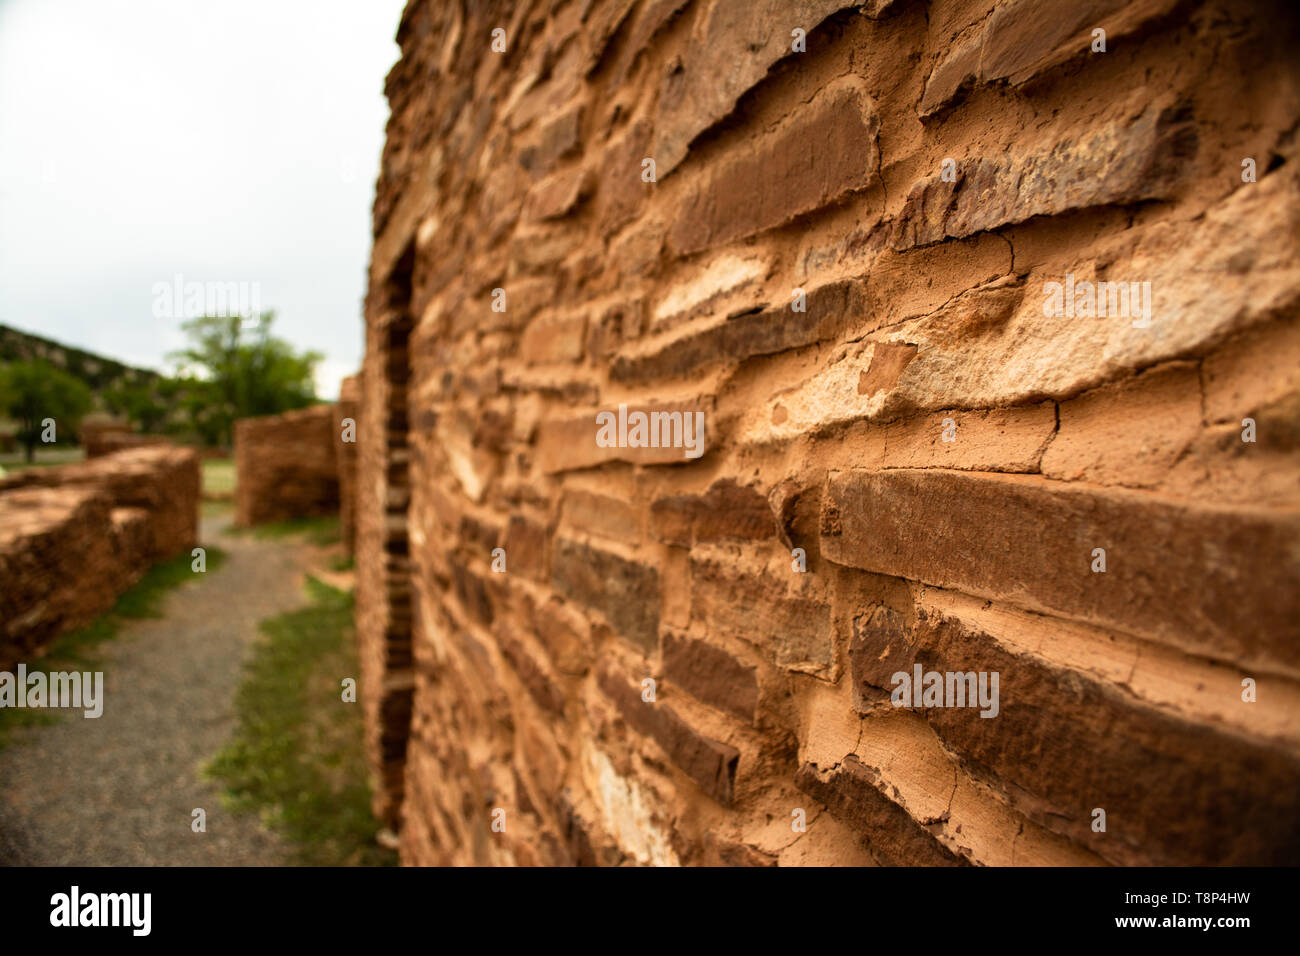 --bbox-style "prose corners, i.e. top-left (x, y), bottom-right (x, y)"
top-left (660, 544), bottom-right (691, 628)
top-left (823, 469), bottom-right (1300, 670)
top-left (1041, 363), bottom-right (1201, 486)
top-left (551, 537), bottom-right (659, 652)
top-left (581, 0), bottom-right (638, 74)
top-left (778, 811), bottom-right (881, 866)
top-left (916, 0), bottom-right (1186, 120)
top-left (337, 374), bottom-right (361, 554)
top-left (496, 624), bottom-right (567, 716)
top-left (578, 741), bottom-right (679, 864)
top-left (459, 512), bottom-right (504, 556)
top-left (714, 839), bottom-right (777, 867)
top-left (595, 118), bottom-right (652, 237)
top-left (607, 230), bottom-right (663, 287)
top-left (872, 402), bottom-right (1057, 473)
top-left (1202, 316), bottom-right (1300, 424)
top-left (794, 757), bottom-right (969, 866)
top-left (669, 81), bottom-right (879, 255)
top-left (690, 551), bottom-right (833, 675)
top-left (1161, 403), bottom-right (1300, 507)
top-left (661, 631), bottom-right (758, 722)
top-left (510, 43), bottom-right (585, 133)
top-left (850, 601), bottom-right (1300, 865)
top-left (561, 488), bottom-right (640, 542)
top-left (553, 790), bottom-right (606, 866)
top-left (451, 276), bottom-right (555, 339)
top-left (918, 30), bottom-right (981, 118)
top-left (650, 478), bottom-right (774, 546)
top-left (450, 563), bottom-right (494, 627)
top-left (502, 366), bottom-right (601, 407)
top-left (508, 224), bottom-right (585, 273)
top-left (526, 167), bottom-right (595, 221)
top-left (502, 514), bottom-right (549, 582)
top-left (536, 399), bottom-right (712, 473)
top-left (982, 0), bottom-right (1181, 87)
top-left (650, 253), bottom-right (768, 330)
top-left (862, 170), bottom-right (1300, 420)
top-left (651, 0), bottom-right (861, 176)
top-left (520, 312), bottom-right (588, 365)
top-left (598, 663), bottom-right (740, 805)
top-left (891, 98), bottom-right (1194, 251)
top-left (534, 595), bottom-right (594, 676)
top-left (611, 279), bottom-right (860, 384)
top-left (532, 103), bottom-right (585, 174)
top-left (610, 0), bottom-right (691, 82)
